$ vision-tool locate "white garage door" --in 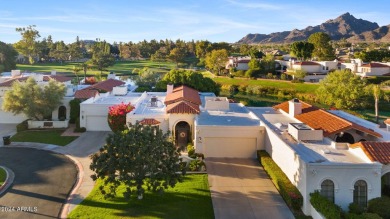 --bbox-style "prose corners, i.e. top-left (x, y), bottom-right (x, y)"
top-left (204, 137), bottom-right (257, 158)
top-left (86, 116), bottom-right (111, 131)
